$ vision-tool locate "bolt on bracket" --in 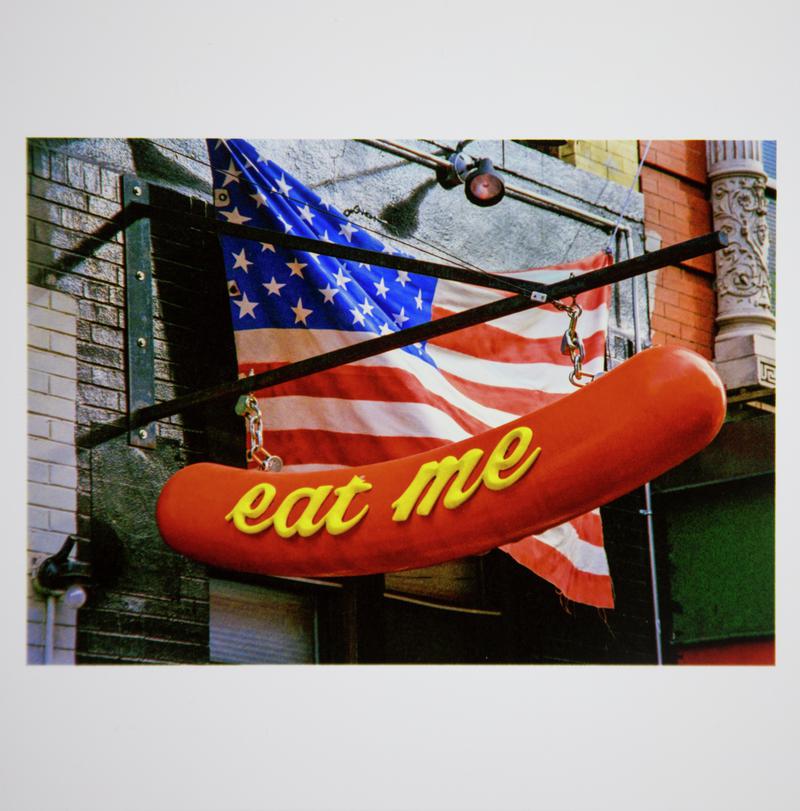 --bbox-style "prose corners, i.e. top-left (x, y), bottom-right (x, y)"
top-left (123, 176), bottom-right (155, 448)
